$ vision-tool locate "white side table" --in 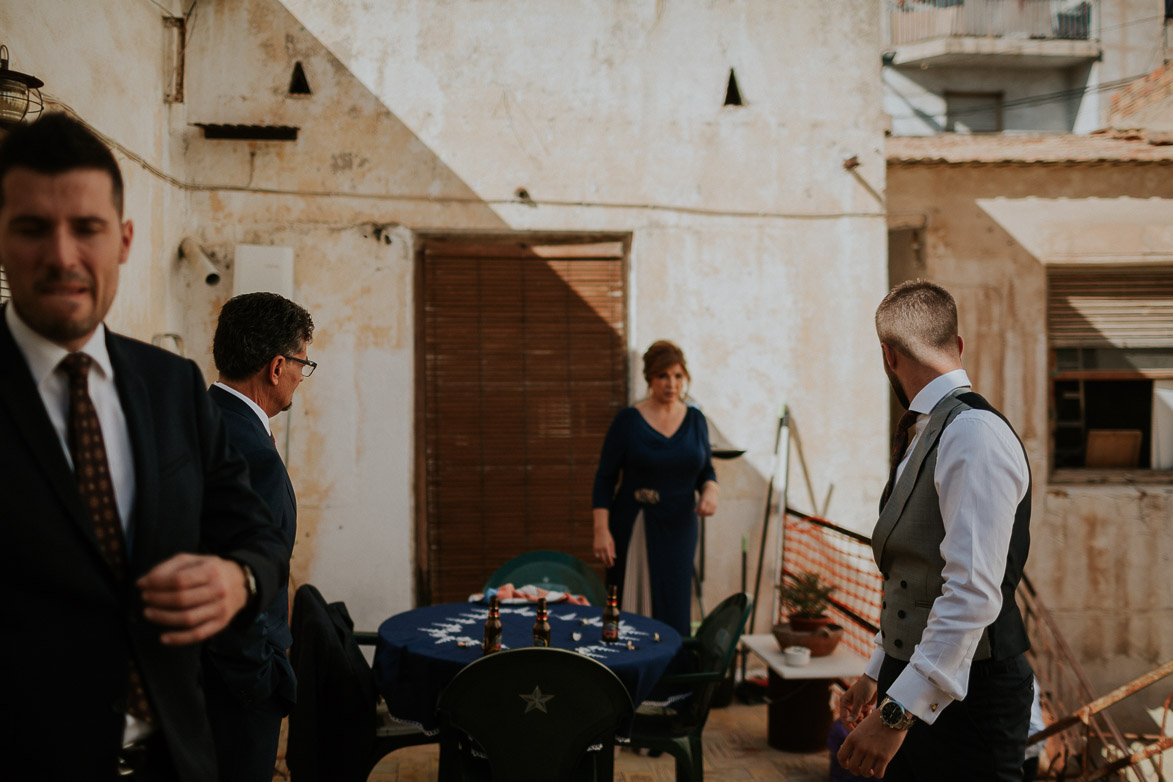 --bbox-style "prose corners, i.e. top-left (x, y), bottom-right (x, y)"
top-left (742, 634), bottom-right (868, 752)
